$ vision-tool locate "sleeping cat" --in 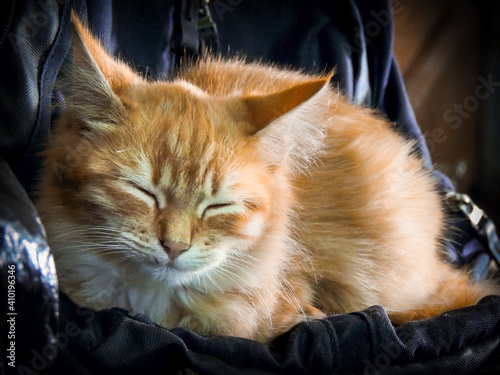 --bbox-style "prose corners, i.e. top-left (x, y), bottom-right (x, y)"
top-left (35, 14), bottom-right (500, 343)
